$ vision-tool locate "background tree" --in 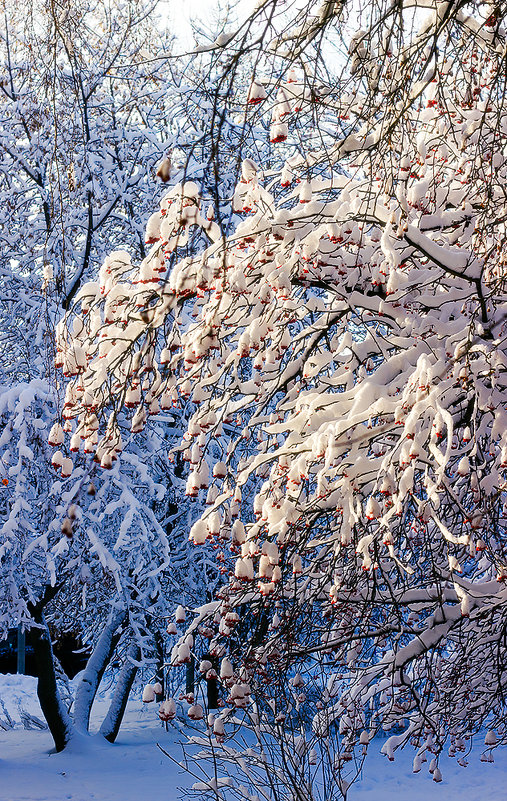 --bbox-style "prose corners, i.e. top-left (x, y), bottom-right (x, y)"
top-left (0, 377), bottom-right (185, 748)
top-left (0, 0), bottom-right (232, 752)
